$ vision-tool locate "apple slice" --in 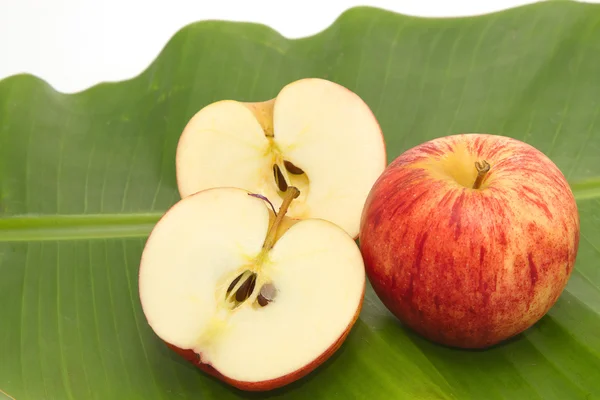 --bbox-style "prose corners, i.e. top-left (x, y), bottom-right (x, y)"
top-left (138, 186), bottom-right (365, 391)
top-left (175, 78), bottom-right (387, 238)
